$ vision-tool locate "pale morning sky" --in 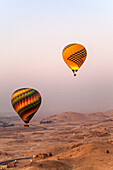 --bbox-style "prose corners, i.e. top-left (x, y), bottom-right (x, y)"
top-left (0, 0), bottom-right (113, 117)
